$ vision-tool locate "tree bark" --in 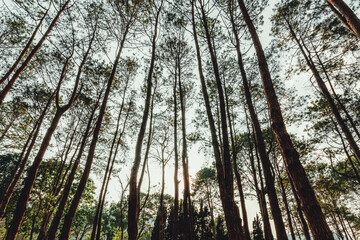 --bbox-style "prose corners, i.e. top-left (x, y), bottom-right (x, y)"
top-left (127, 3), bottom-right (162, 238)
top-left (237, 1), bottom-right (334, 239)
top-left (0, 0), bottom-right (70, 105)
top-left (58, 28), bottom-right (125, 239)
top-left (0, 91), bottom-right (53, 220)
top-left (285, 17), bottom-right (360, 163)
top-left (172, 65), bottom-right (180, 240)
top-left (191, 1), bottom-right (243, 239)
top-left (5, 48), bottom-right (81, 239)
top-left (325, 0), bottom-right (360, 39)
top-left (229, 2), bottom-right (287, 239)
